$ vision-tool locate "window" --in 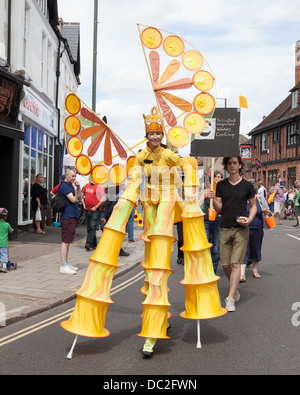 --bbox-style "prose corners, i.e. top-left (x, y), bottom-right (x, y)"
top-left (261, 133), bottom-right (268, 152)
top-left (292, 90), bottom-right (298, 109)
top-left (35, 0), bottom-right (48, 17)
top-left (0, 0), bottom-right (9, 63)
top-left (22, 124), bottom-right (54, 223)
top-left (287, 124), bottom-right (297, 146)
top-left (23, 5), bottom-right (29, 69)
top-left (273, 129), bottom-right (280, 143)
top-left (288, 167), bottom-right (296, 189)
top-left (268, 170), bottom-right (279, 188)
